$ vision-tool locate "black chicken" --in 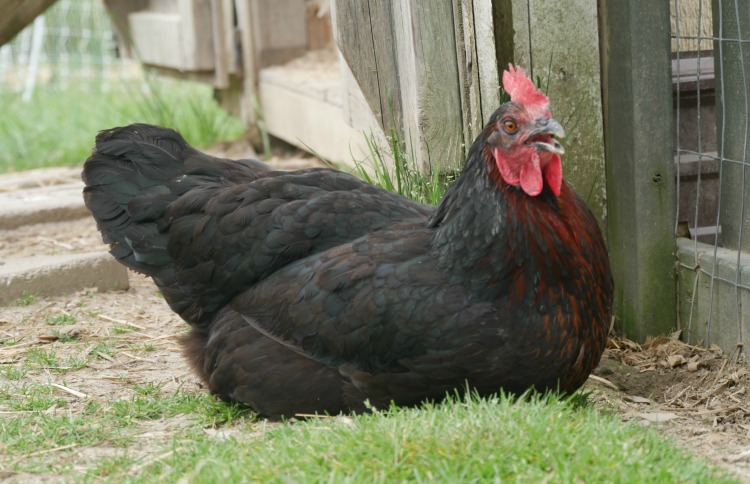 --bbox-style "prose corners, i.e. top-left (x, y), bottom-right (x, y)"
top-left (83, 65), bottom-right (613, 418)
